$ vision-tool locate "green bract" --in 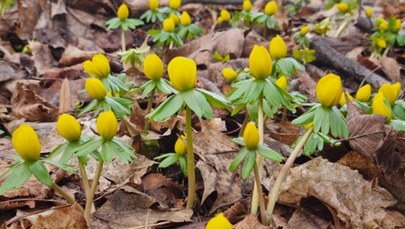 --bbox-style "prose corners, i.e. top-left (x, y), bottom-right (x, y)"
top-left (106, 13), bottom-right (144, 31)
